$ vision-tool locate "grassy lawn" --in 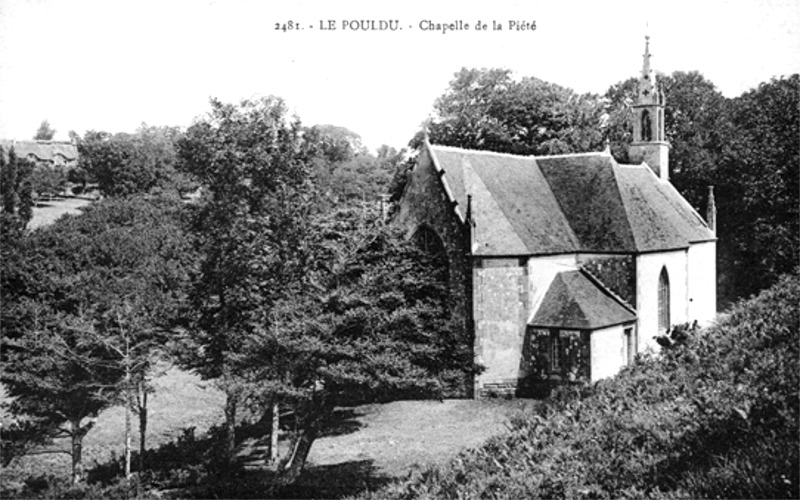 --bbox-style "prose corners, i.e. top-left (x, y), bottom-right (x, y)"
top-left (28, 197), bottom-right (94, 230)
top-left (308, 398), bottom-right (537, 475)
